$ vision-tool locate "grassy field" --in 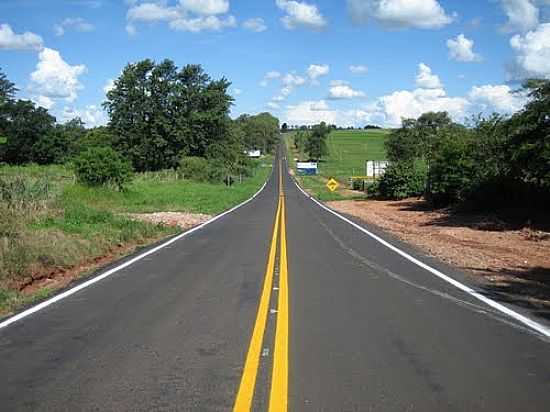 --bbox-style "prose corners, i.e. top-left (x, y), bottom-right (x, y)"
top-left (286, 129), bottom-right (389, 200)
top-left (0, 159), bottom-right (272, 315)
